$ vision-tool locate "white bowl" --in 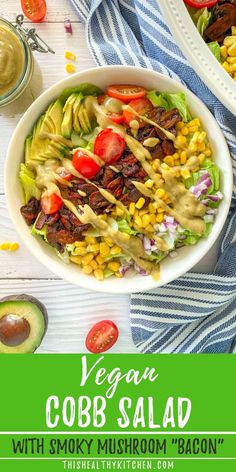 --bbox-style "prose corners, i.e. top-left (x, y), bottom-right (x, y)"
top-left (160, 0), bottom-right (236, 115)
top-left (5, 66), bottom-right (232, 293)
